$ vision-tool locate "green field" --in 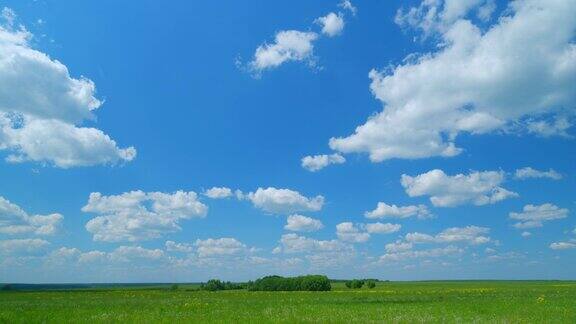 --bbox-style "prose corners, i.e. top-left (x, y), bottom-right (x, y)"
top-left (1, 281), bottom-right (575, 323)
